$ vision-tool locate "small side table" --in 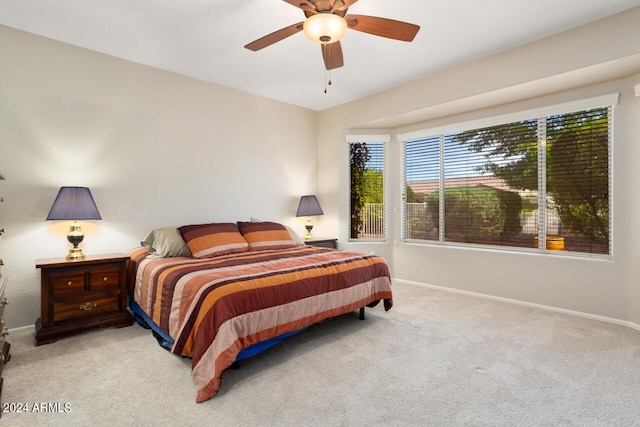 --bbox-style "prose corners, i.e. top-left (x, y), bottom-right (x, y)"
top-left (304, 238), bottom-right (338, 249)
top-left (35, 253), bottom-right (133, 345)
